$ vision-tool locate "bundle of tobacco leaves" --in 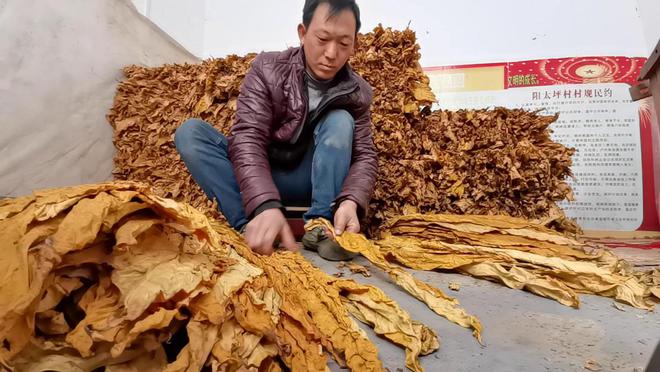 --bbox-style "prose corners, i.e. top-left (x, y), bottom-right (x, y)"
top-left (311, 215), bottom-right (659, 311)
top-left (107, 25), bottom-right (577, 234)
top-left (0, 182), bottom-right (460, 372)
